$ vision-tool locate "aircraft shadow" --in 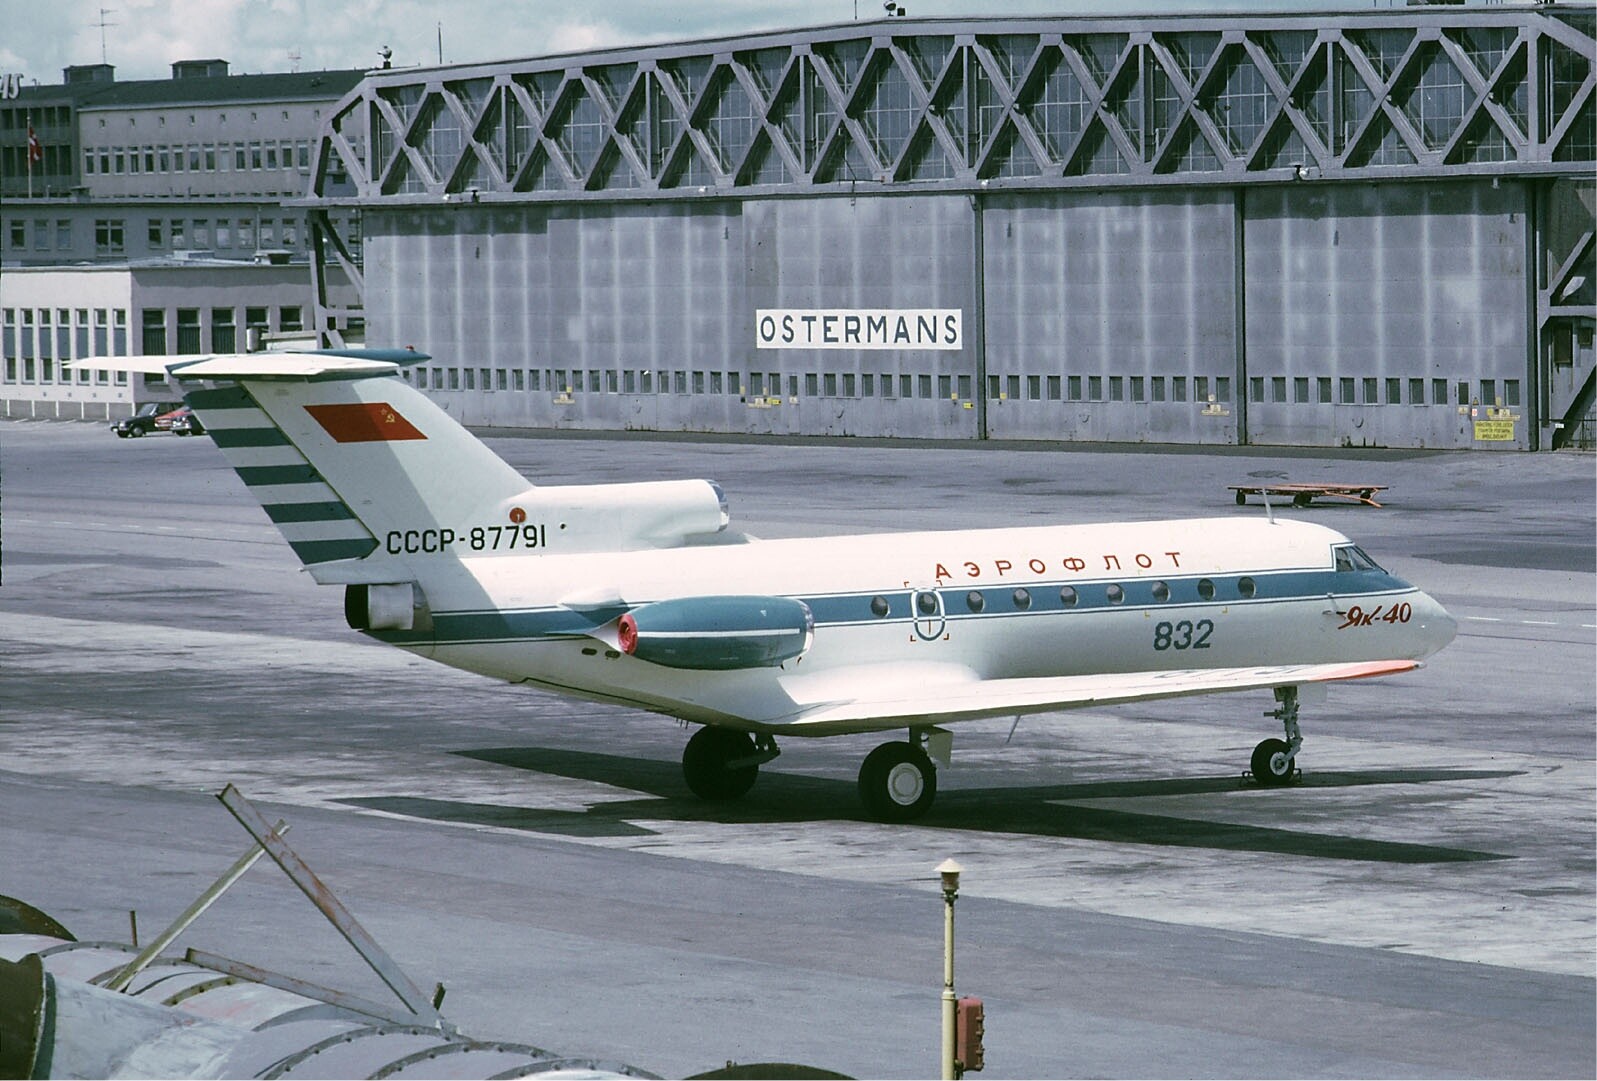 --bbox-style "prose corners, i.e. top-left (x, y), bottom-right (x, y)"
top-left (335, 748), bottom-right (1516, 864)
